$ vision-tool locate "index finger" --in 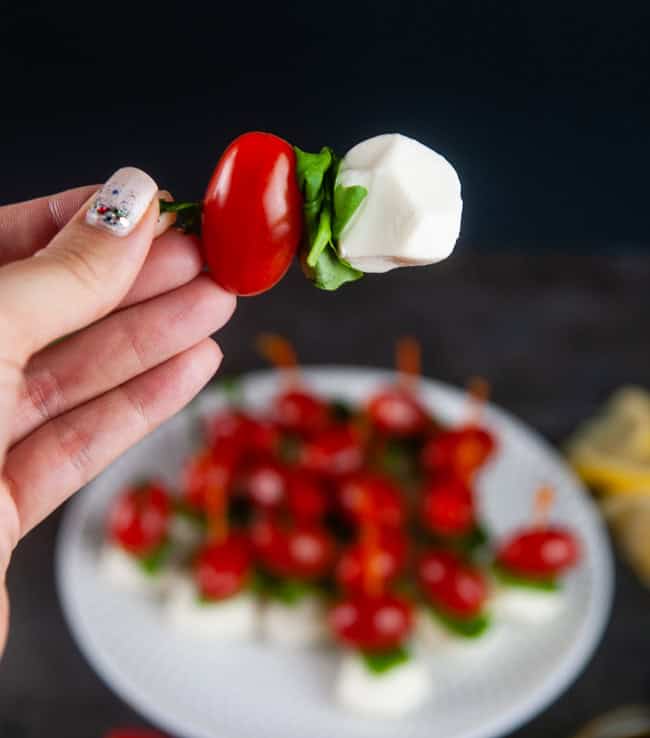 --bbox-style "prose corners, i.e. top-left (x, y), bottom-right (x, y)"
top-left (0, 185), bottom-right (98, 265)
